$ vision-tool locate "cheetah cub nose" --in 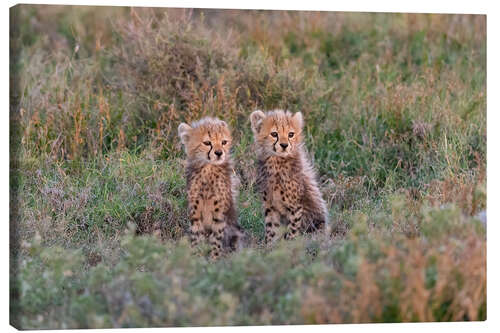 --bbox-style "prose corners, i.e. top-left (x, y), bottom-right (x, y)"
top-left (280, 143), bottom-right (288, 150)
top-left (215, 150), bottom-right (223, 157)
